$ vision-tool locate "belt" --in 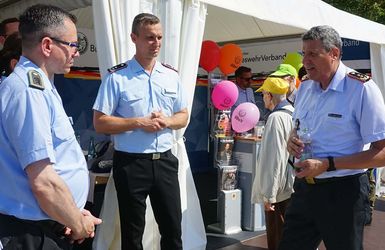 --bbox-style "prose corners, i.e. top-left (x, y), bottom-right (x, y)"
top-left (116, 150), bottom-right (171, 160)
top-left (301, 173), bottom-right (365, 185)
